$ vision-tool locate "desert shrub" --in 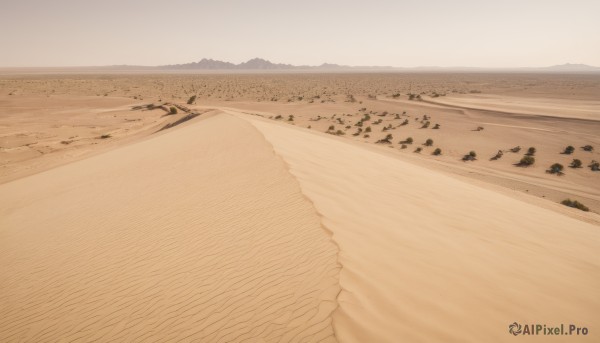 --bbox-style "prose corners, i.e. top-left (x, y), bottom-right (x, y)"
top-left (364, 134), bottom-right (370, 138)
top-left (169, 106), bottom-right (178, 114)
top-left (424, 138), bottom-right (433, 146)
top-left (432, 148), bottom-right (442, 155)
top-left (187, 95), bottom-right (196, 104)
top-left (335, 130), bottom-right (345, 136)
top-left (400, 144), bottom-right (407, 149)
top-left (433, 123), bottom-right (440, 129)
top-left (288, 115), bottom-right (294, 121)
top-left (353, 128), bottom-right (363, 136)
top-left (526, 147), bottom-right (536, 156)
top-left (491, 150), bottom-right (503, 160)
top-left (570, 159), bottom-right (582, 168)
top-left (518, 155), bottom-right (535, 166)
top-left (563, 145), bottom-right (575, 154)
top-left (475, 126), bottom-right (484, 131)
top-left (401, 137), bottom-right (413, 144)
top-left (99, 134), bottom-right (111, 139)
top-left (510, 146), bottom-right (521, 153)
top-left (400, 119), bottom-right (409, 126)
top-left (376, 134), bottom-right (393, 144)
top-left (365, 126), bottom-right (372, 133)
top-left (547, 163), bottom-right (564, 175)
top-left (463, 151), bottom-right (477, 161)
top-left (582, 145), bottom-right (594, 152)
top-left (328, 125), bottom-right (335, 131)
top-left (414, 147), bottom-right (422, 153)
top-left (355, 120), bottom-right (363, 127)
top-left (275, 114), bottom-right (283, 120)
top-left (589, 160), bottom-right (600, 171)
top-left (421, 121), bottom-right (430, 129)
top-left (561, 199), bottom-right (589, 212)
